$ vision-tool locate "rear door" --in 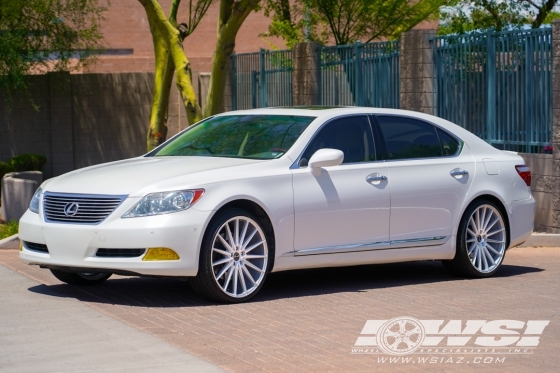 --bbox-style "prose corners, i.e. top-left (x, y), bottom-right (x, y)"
top-left (372, 115), bottom-right (475, 244)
